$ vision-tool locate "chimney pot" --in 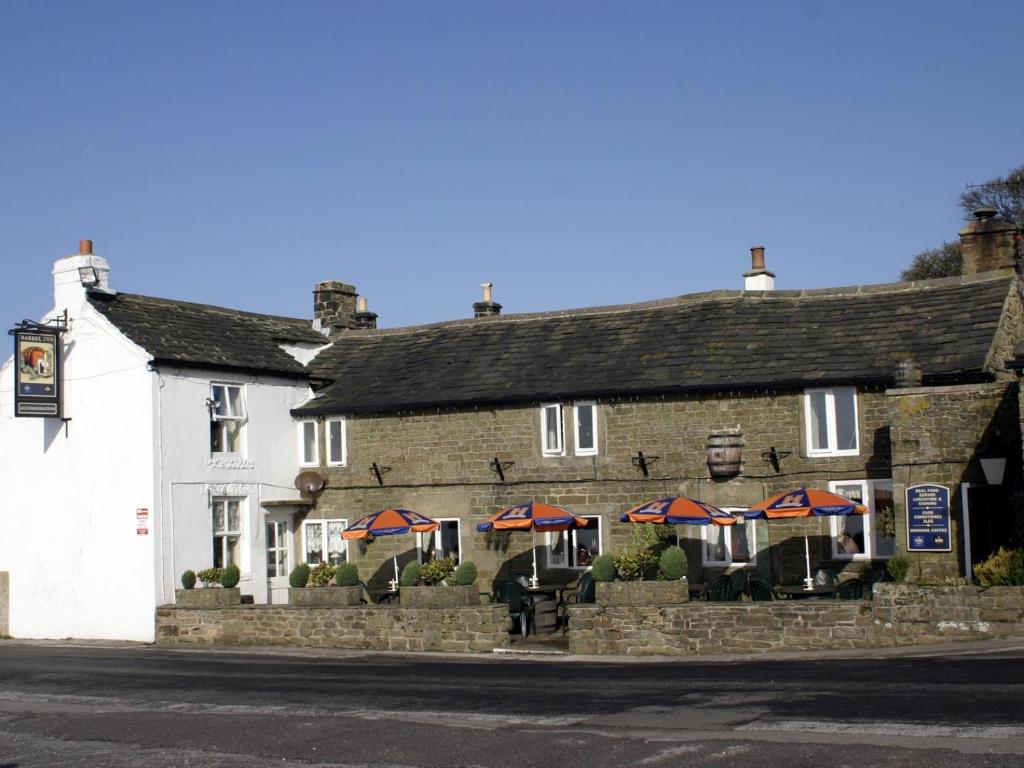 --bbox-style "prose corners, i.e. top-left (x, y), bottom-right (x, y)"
top-left (750, 246), bottom-right (766, 271)
top-left (743, 246), bottom-right (775, 291)
top-left (79, 239), bottom-right (93, 255)
top-left (473, 282), bottom-right (502, 318)
top-left (482, 282), bottom-right (493, 302)
top-left (357, 297), bottom-right (367, 313)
